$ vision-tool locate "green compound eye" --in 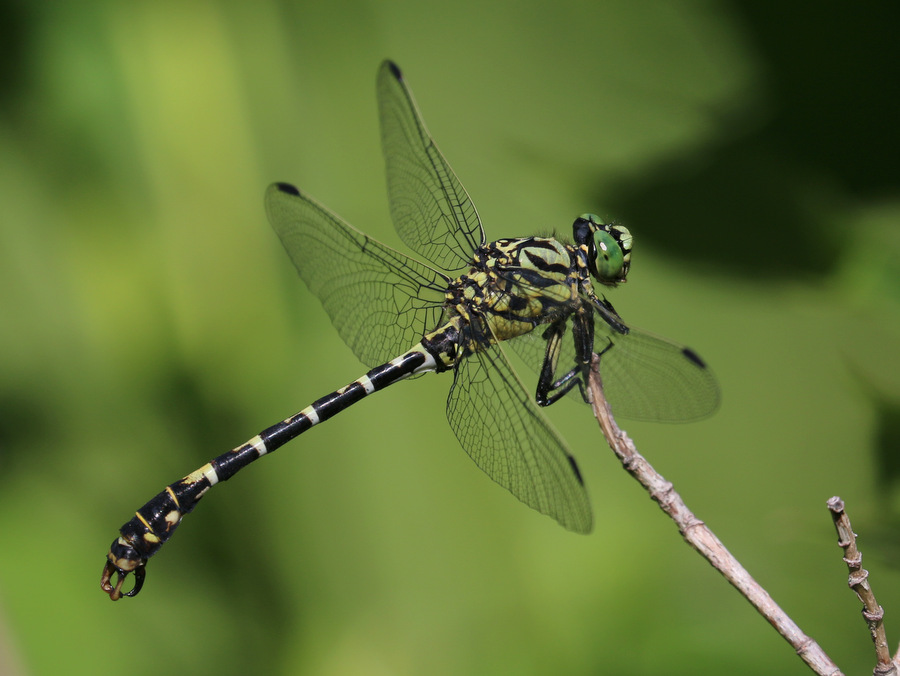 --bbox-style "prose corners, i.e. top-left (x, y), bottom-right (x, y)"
top-left (579, 213), bottom-right (605, 226)
top-left (592, 229), bottom-right (625, 281)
